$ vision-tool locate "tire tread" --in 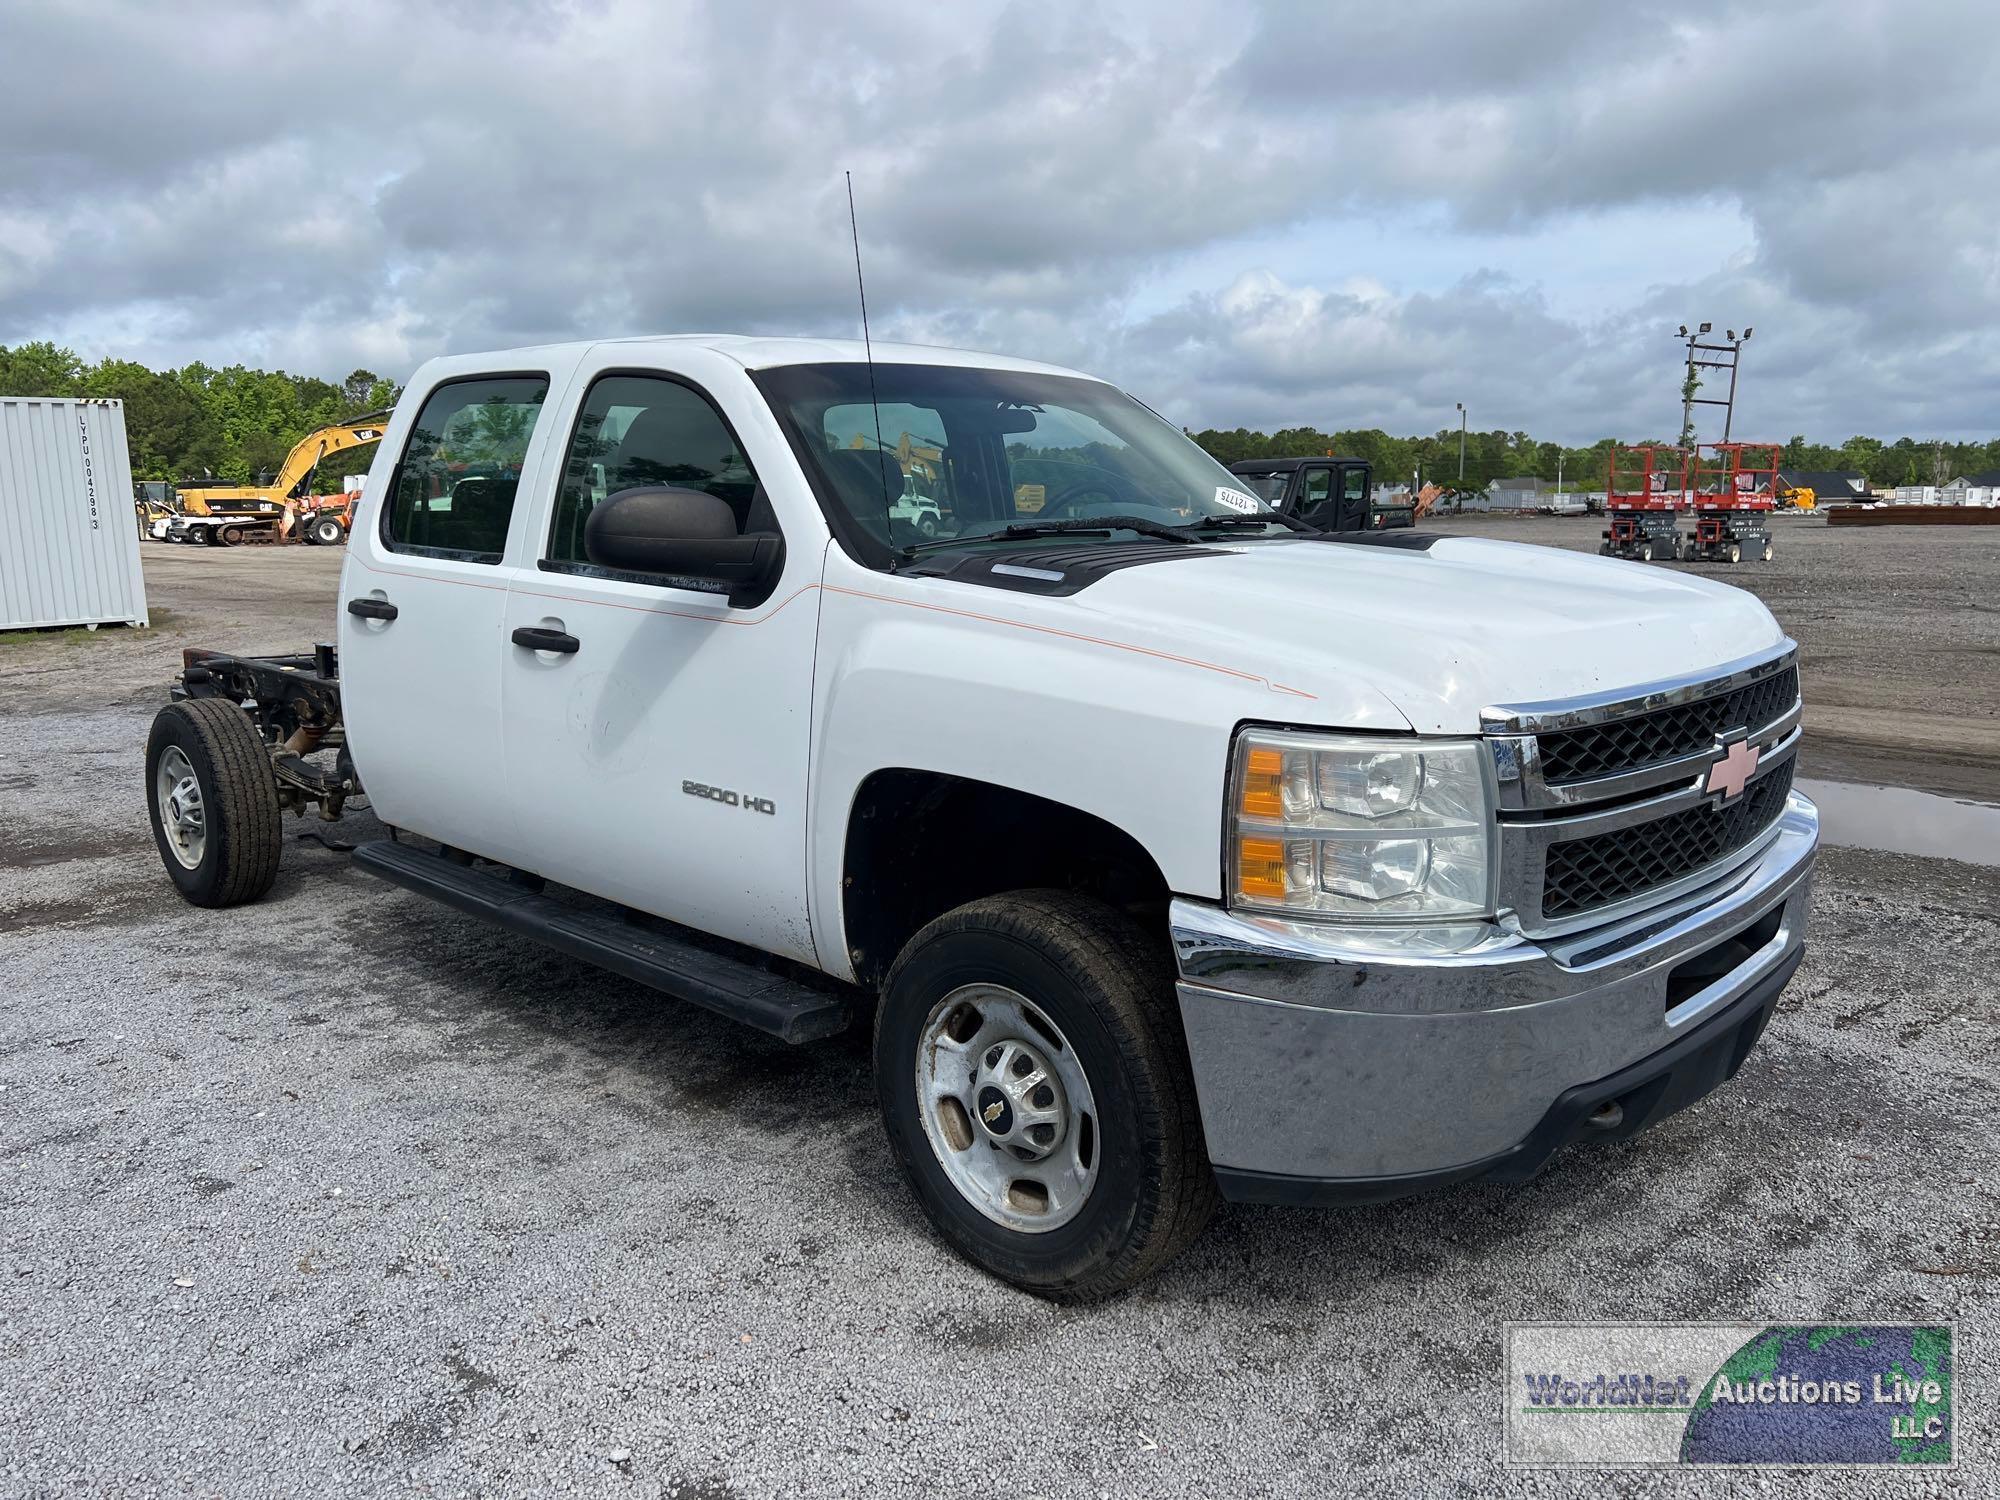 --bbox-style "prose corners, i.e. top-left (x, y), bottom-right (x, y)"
top-left (148, 699), bottom-right (283, 906)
